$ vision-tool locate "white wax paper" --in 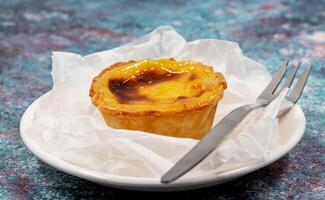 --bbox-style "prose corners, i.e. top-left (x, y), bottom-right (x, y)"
top-left (27, 26), bottom-right (292, 178)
